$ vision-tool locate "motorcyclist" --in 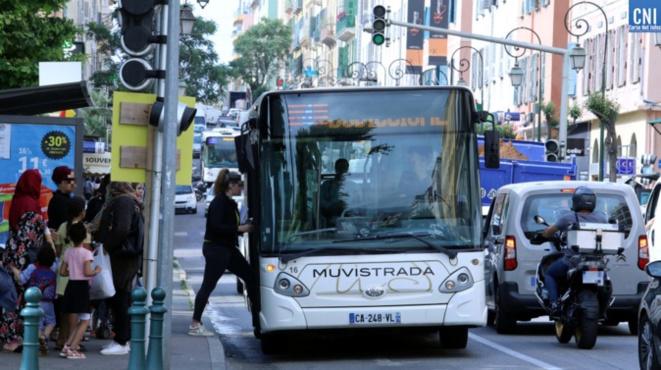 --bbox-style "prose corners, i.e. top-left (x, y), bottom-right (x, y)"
top-left (535, 186), bottom-right (607, 316)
